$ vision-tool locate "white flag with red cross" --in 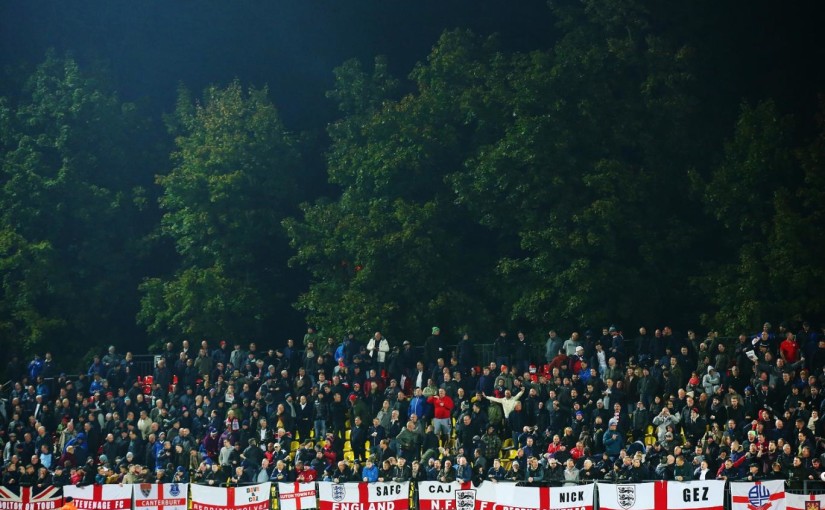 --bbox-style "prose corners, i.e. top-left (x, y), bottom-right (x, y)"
top-left (191, 482), bottom-right (271, 510)
top-left (132, 483), bottom-right (188, 510)
top-left (317, 482), bottom-right (409, 510)
top-left (63, 484), bottom-right (133, 510)
top-left (278, 482), bottom-right (317, 510)
top-left (731, 481), bottom-right (786, 510)
top-left (786, 492), bottom-right (824, 510)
